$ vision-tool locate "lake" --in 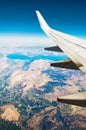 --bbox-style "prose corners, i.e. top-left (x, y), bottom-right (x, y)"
top-left (7, 53), bottom-right (68, 62)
